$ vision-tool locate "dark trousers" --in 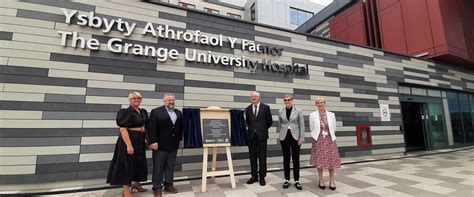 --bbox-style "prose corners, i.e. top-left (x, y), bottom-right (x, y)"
top-left (249, 132), bottom-right (267, 178)
top-left (152, 149), bottom-right (178, 189)
top-left (280, 130), bottom-right (300, 181)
